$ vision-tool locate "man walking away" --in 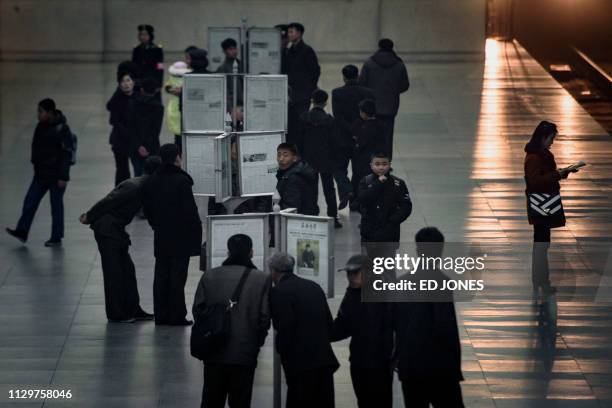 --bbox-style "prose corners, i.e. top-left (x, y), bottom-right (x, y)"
top-left (359, 38), bottom-right (409, 159)
top-left (296, 89), bottom-right (342, 228)
top-left (394, 227), bottom-right (465, 408)
top-left (331, 65), bottom-right (375, 210)
top-left (350, 99), bottom-right (387, 211)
